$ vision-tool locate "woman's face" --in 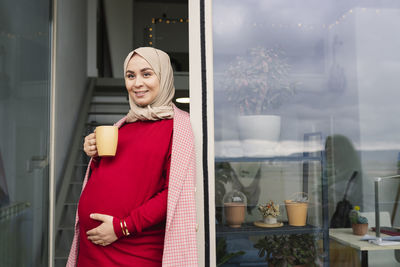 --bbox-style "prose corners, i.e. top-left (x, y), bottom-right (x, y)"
top-left (125, 54), bottom-right (160, 107)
